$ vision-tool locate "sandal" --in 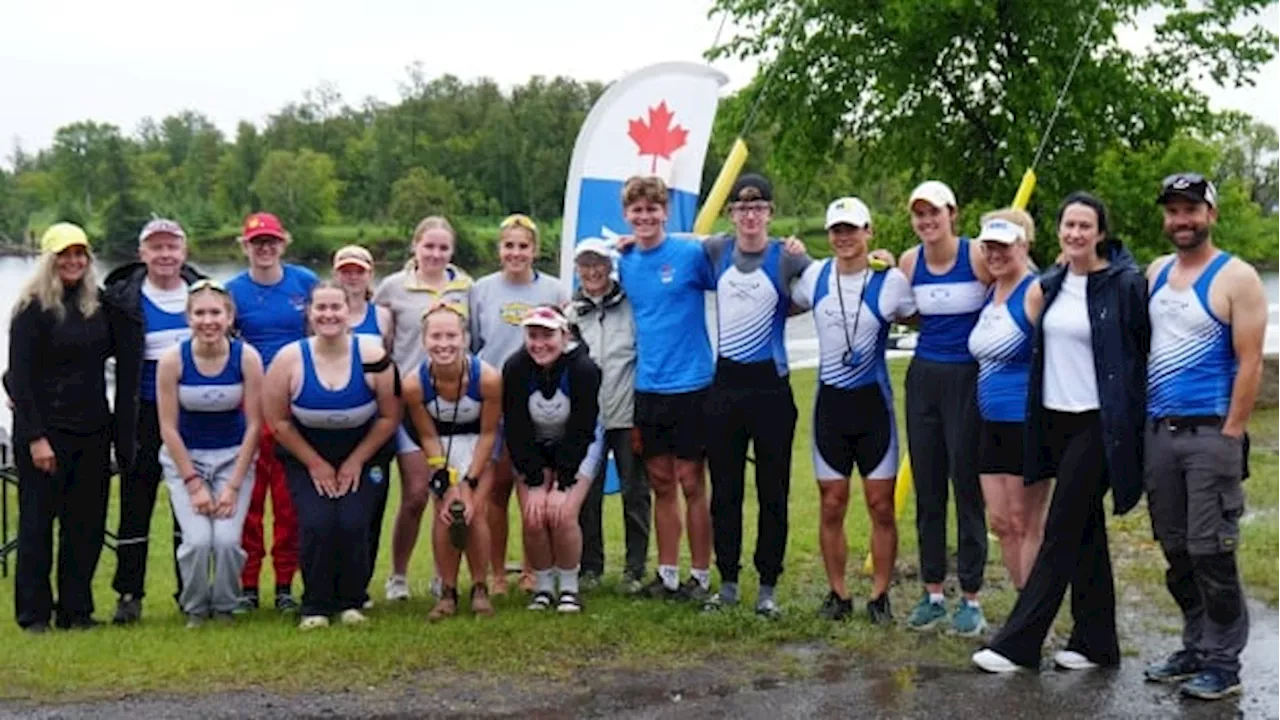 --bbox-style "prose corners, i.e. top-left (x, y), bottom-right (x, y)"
top-left (526, 590), bottom-right (554, 611)
top-left (557, 591), bottom-right (583, 614)
top-left (470, 583), bottom-right (494, 617)
top-left (427, 588), bottom-right (458, 622)
top-left (490, 574), bottom-right (509, 596)
top-left (518, 571), bottom-right (536, 594)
